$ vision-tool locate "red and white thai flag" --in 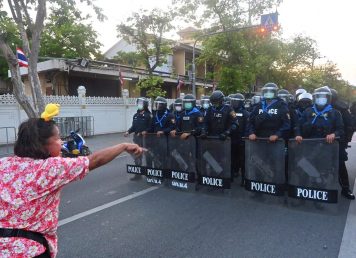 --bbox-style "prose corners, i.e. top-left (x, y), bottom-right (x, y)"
top-left (16, 47), bottom-right (28, 67)
top-left (177, 78), bottom-right (184, 95)
top-left (119, 68), bottom-right (124, 86)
